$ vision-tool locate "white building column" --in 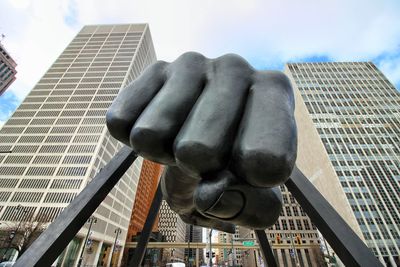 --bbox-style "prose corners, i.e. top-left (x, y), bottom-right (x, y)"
top-left (74, 238), bottom-right (85, 267)
top-left (116, 245), bottom-right (124, 267)
top-left (93, 240), bottom-right (104, 266)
